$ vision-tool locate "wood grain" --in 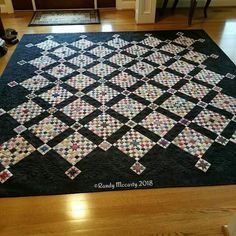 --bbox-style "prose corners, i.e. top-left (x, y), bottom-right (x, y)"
top-left (0, 8), bottom-right (236, 236)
